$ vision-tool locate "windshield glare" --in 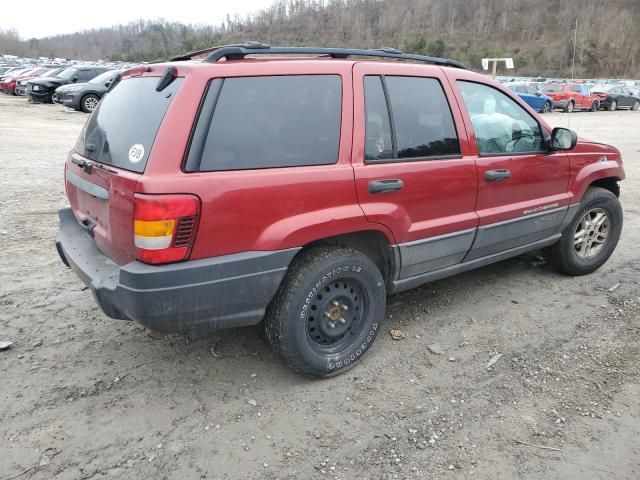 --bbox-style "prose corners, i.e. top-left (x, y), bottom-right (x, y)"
top-left (57, 68), bottom-right (77, 79)
top-left (89, 71), bottom-right (117, 84)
